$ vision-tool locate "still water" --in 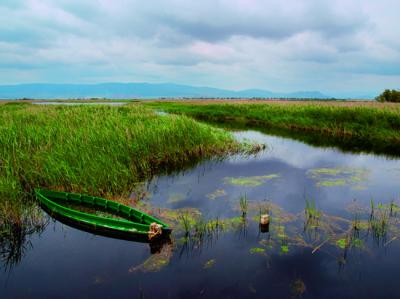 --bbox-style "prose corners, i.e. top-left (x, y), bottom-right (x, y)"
top-left (1, 129), bottom-right (400, 298)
